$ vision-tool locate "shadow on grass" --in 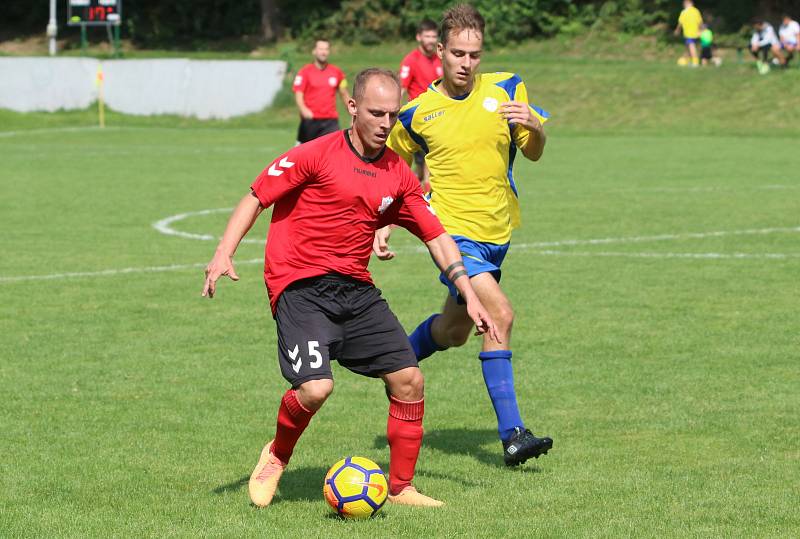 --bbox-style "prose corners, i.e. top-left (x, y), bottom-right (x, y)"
top-left (212, 466), bottom-right (329, 502)
top-left (374, 428), bottom-right (544, 473)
